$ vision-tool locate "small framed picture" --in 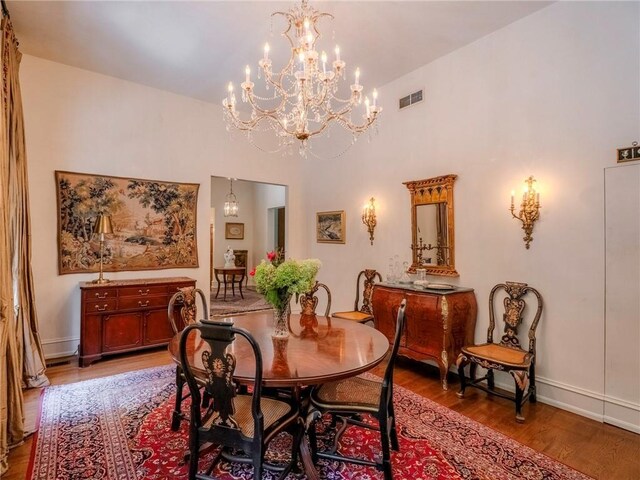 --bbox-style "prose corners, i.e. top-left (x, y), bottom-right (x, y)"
top-left (225, 222), bottom-right (244, 240)
top-left (316, 210), bottom-right (346, 244)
